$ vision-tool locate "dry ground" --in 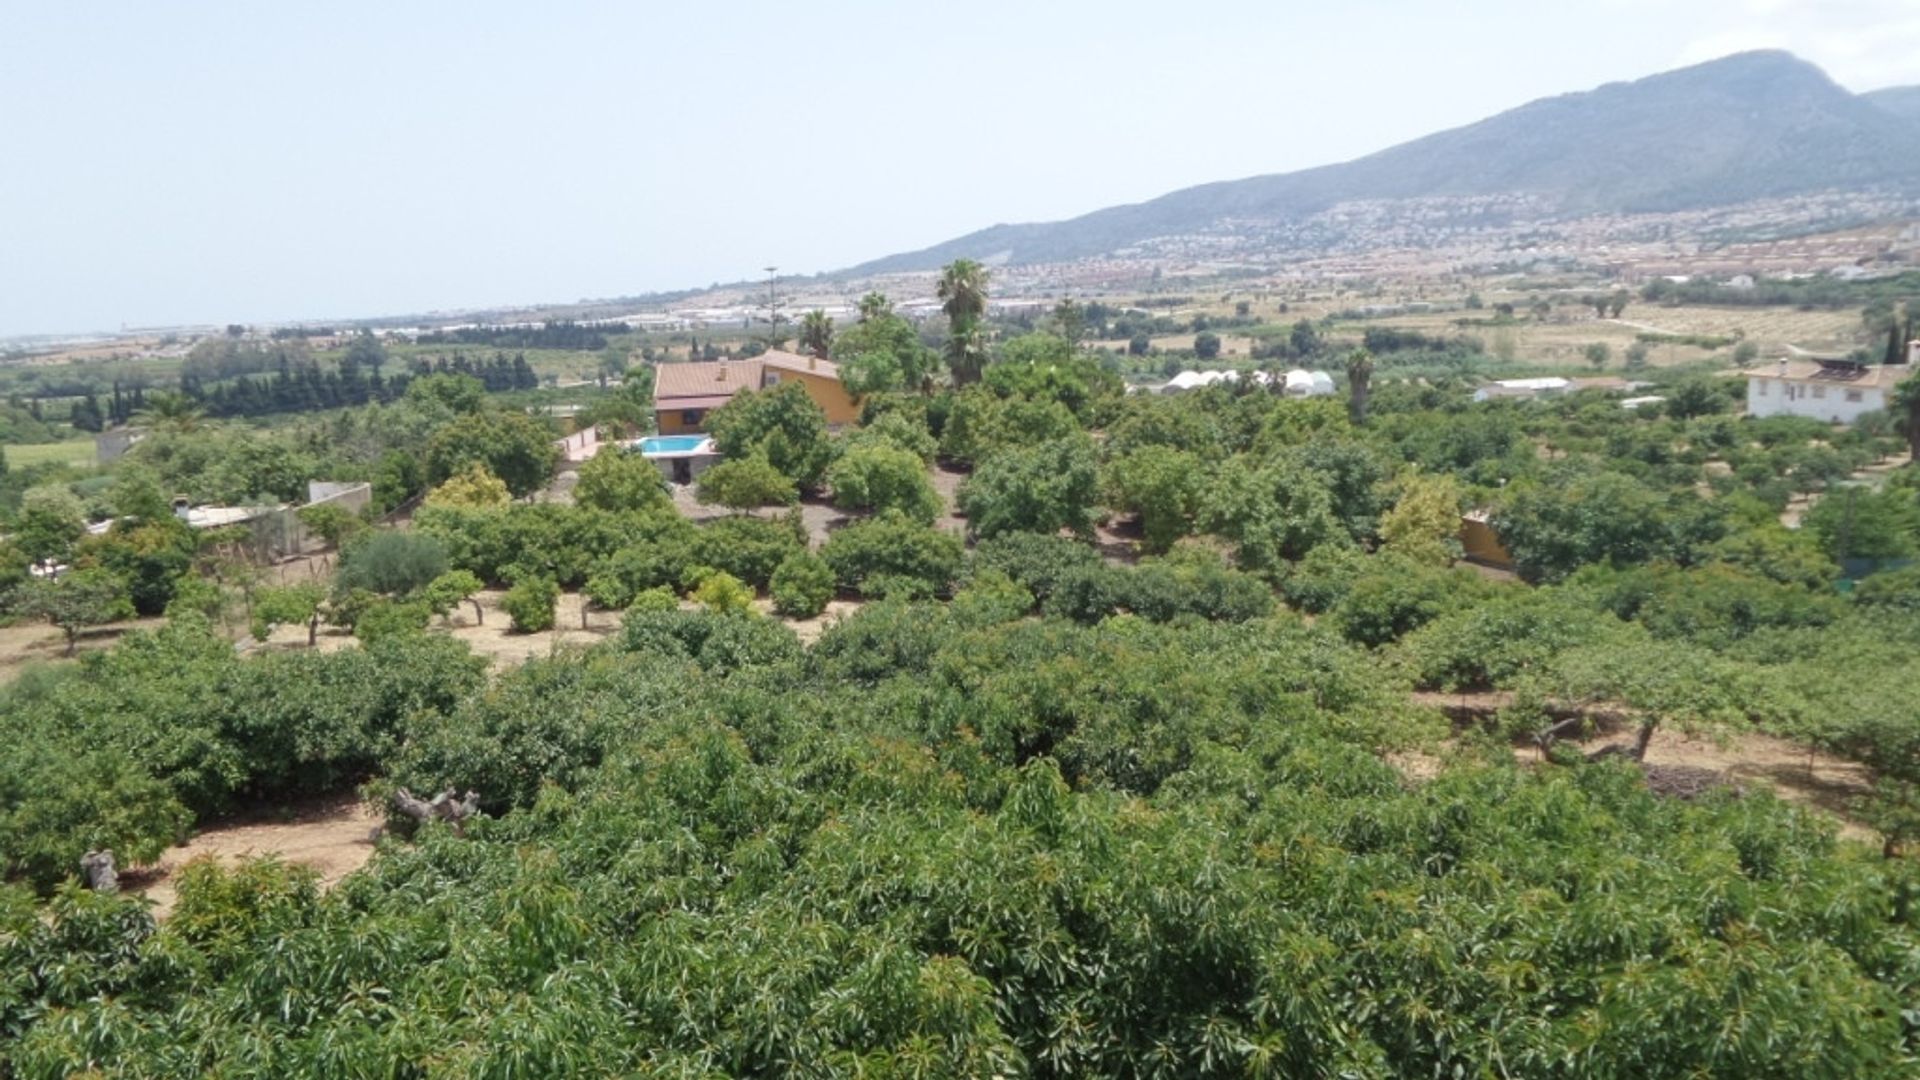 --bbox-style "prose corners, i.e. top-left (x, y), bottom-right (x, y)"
top-left (0, 614), bottom-right (167, 685)
top-left (1409, 690), bottom-right (1878, 842)
top-left (124, 793), bottom-right (381, 920)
